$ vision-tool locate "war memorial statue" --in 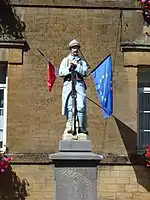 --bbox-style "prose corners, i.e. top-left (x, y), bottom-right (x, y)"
top-left (59, 39), bottom-right (88, 137)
